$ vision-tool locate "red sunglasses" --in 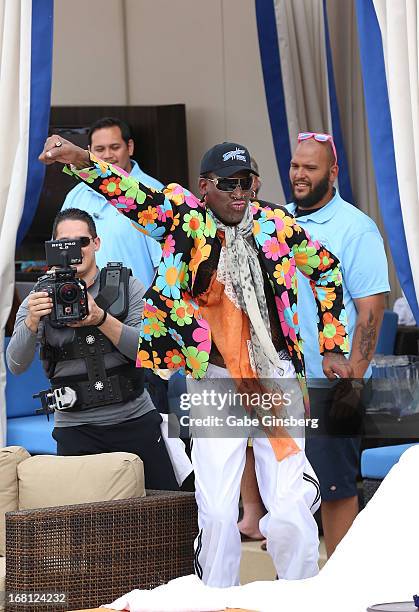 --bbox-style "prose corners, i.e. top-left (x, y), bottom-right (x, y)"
top-left (297, 132), bottom-right (337, 164)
